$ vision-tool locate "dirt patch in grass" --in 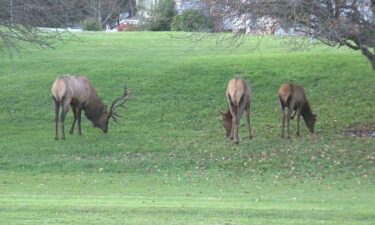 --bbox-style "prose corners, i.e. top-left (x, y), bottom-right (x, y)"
top-left (344, 125), bottom-right (375, 137)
